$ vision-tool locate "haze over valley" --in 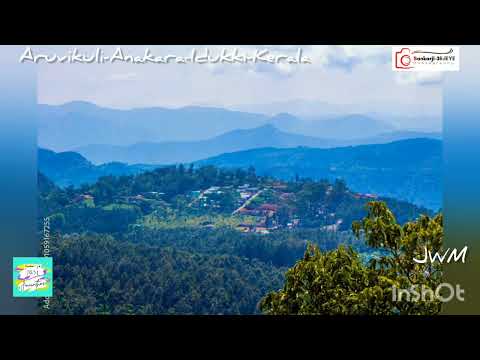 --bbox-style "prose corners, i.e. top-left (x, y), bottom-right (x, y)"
top-left (38, 101), bottom-right (441, 152)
